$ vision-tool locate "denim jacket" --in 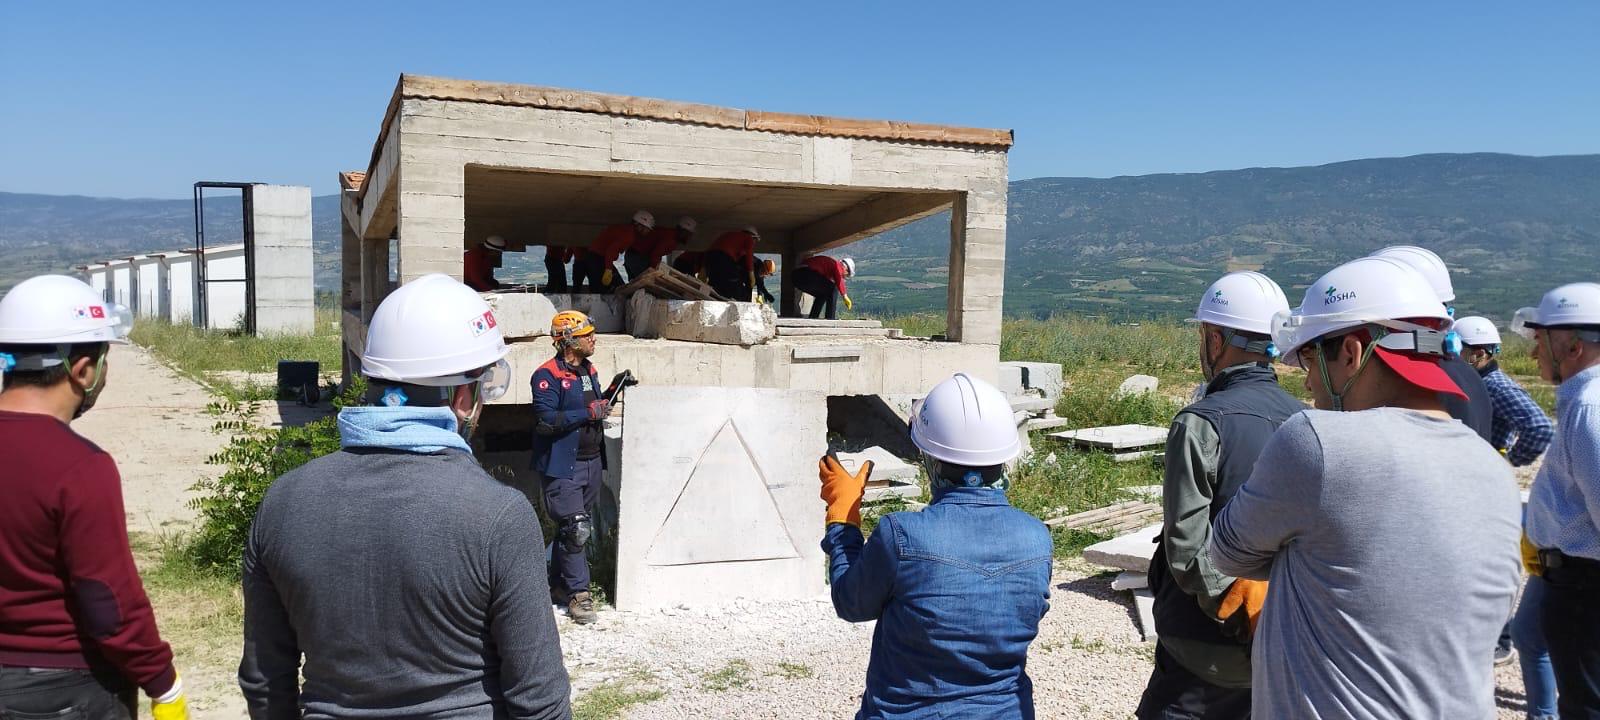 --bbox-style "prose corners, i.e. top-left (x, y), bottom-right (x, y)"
top-left (822, 487), bottom-right (1053, 720)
